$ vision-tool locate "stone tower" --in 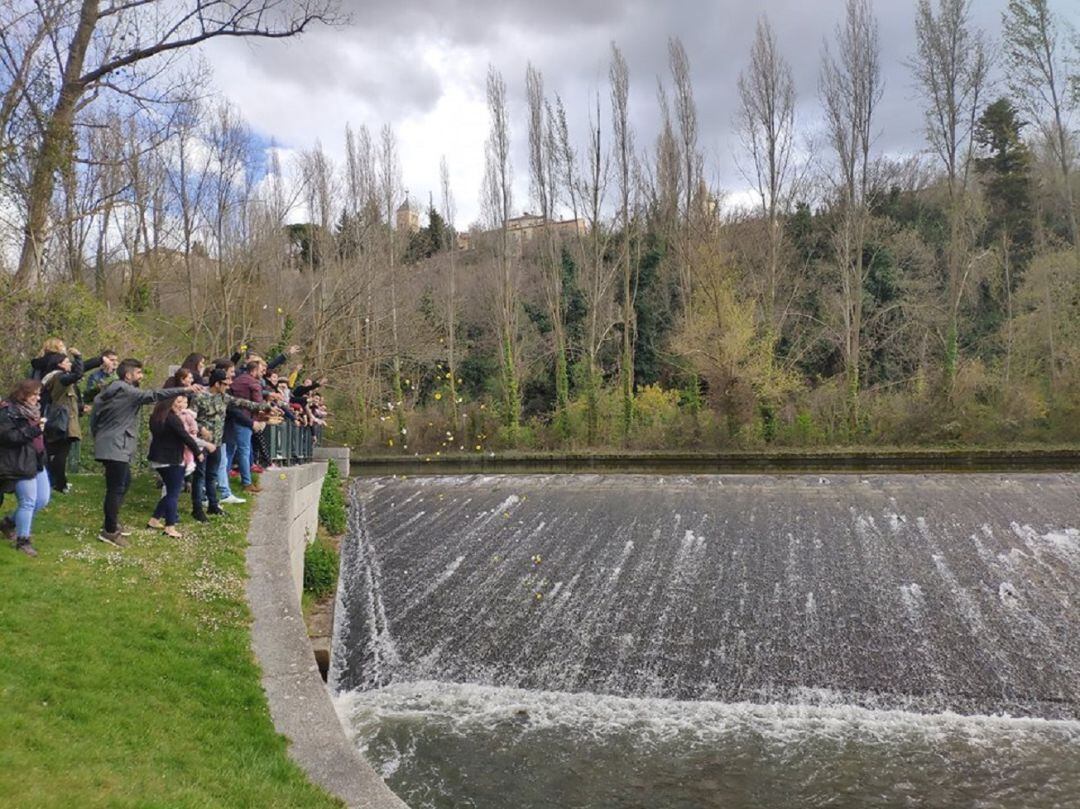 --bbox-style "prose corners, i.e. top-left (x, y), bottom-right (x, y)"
top-left (396, 194), bottom-right (420, 234)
